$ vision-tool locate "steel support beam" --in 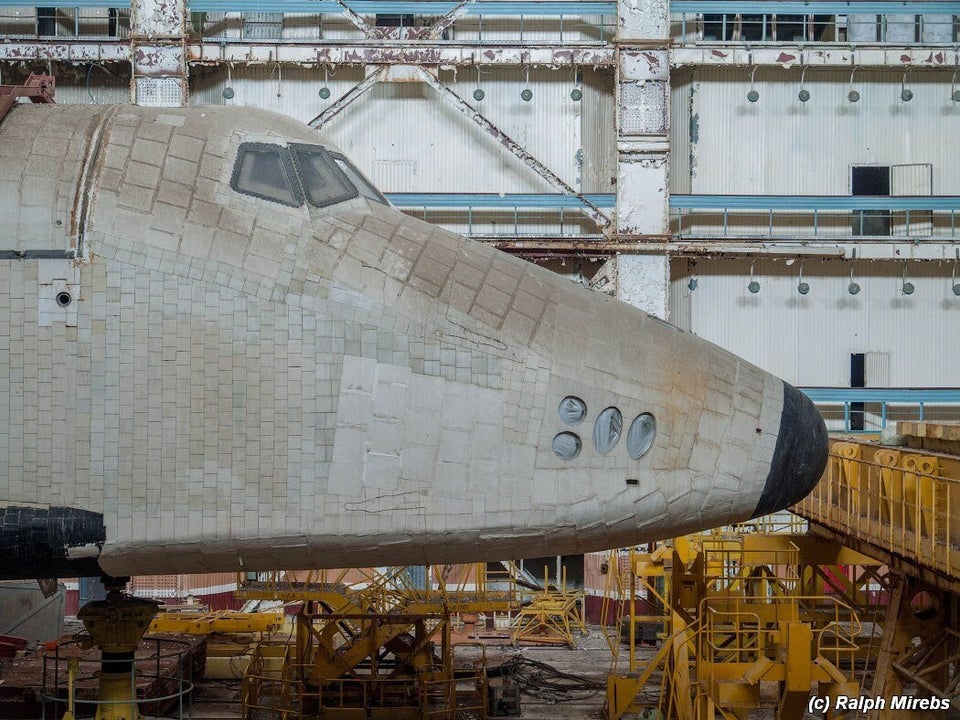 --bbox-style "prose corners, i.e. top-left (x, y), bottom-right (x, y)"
top-left (414, 66), bottom-right (611, 233)
top-left (309, 65), bottom-right (386, 128)
top-left (186, 43), bottom-right (614, 66)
